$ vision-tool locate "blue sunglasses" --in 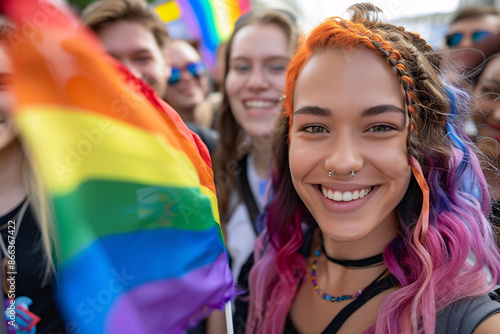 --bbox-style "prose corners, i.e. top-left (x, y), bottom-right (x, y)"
top-left (168, 61), bottom-right (207, 85)
top-left (445, 30), bottom-right (494, 48)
